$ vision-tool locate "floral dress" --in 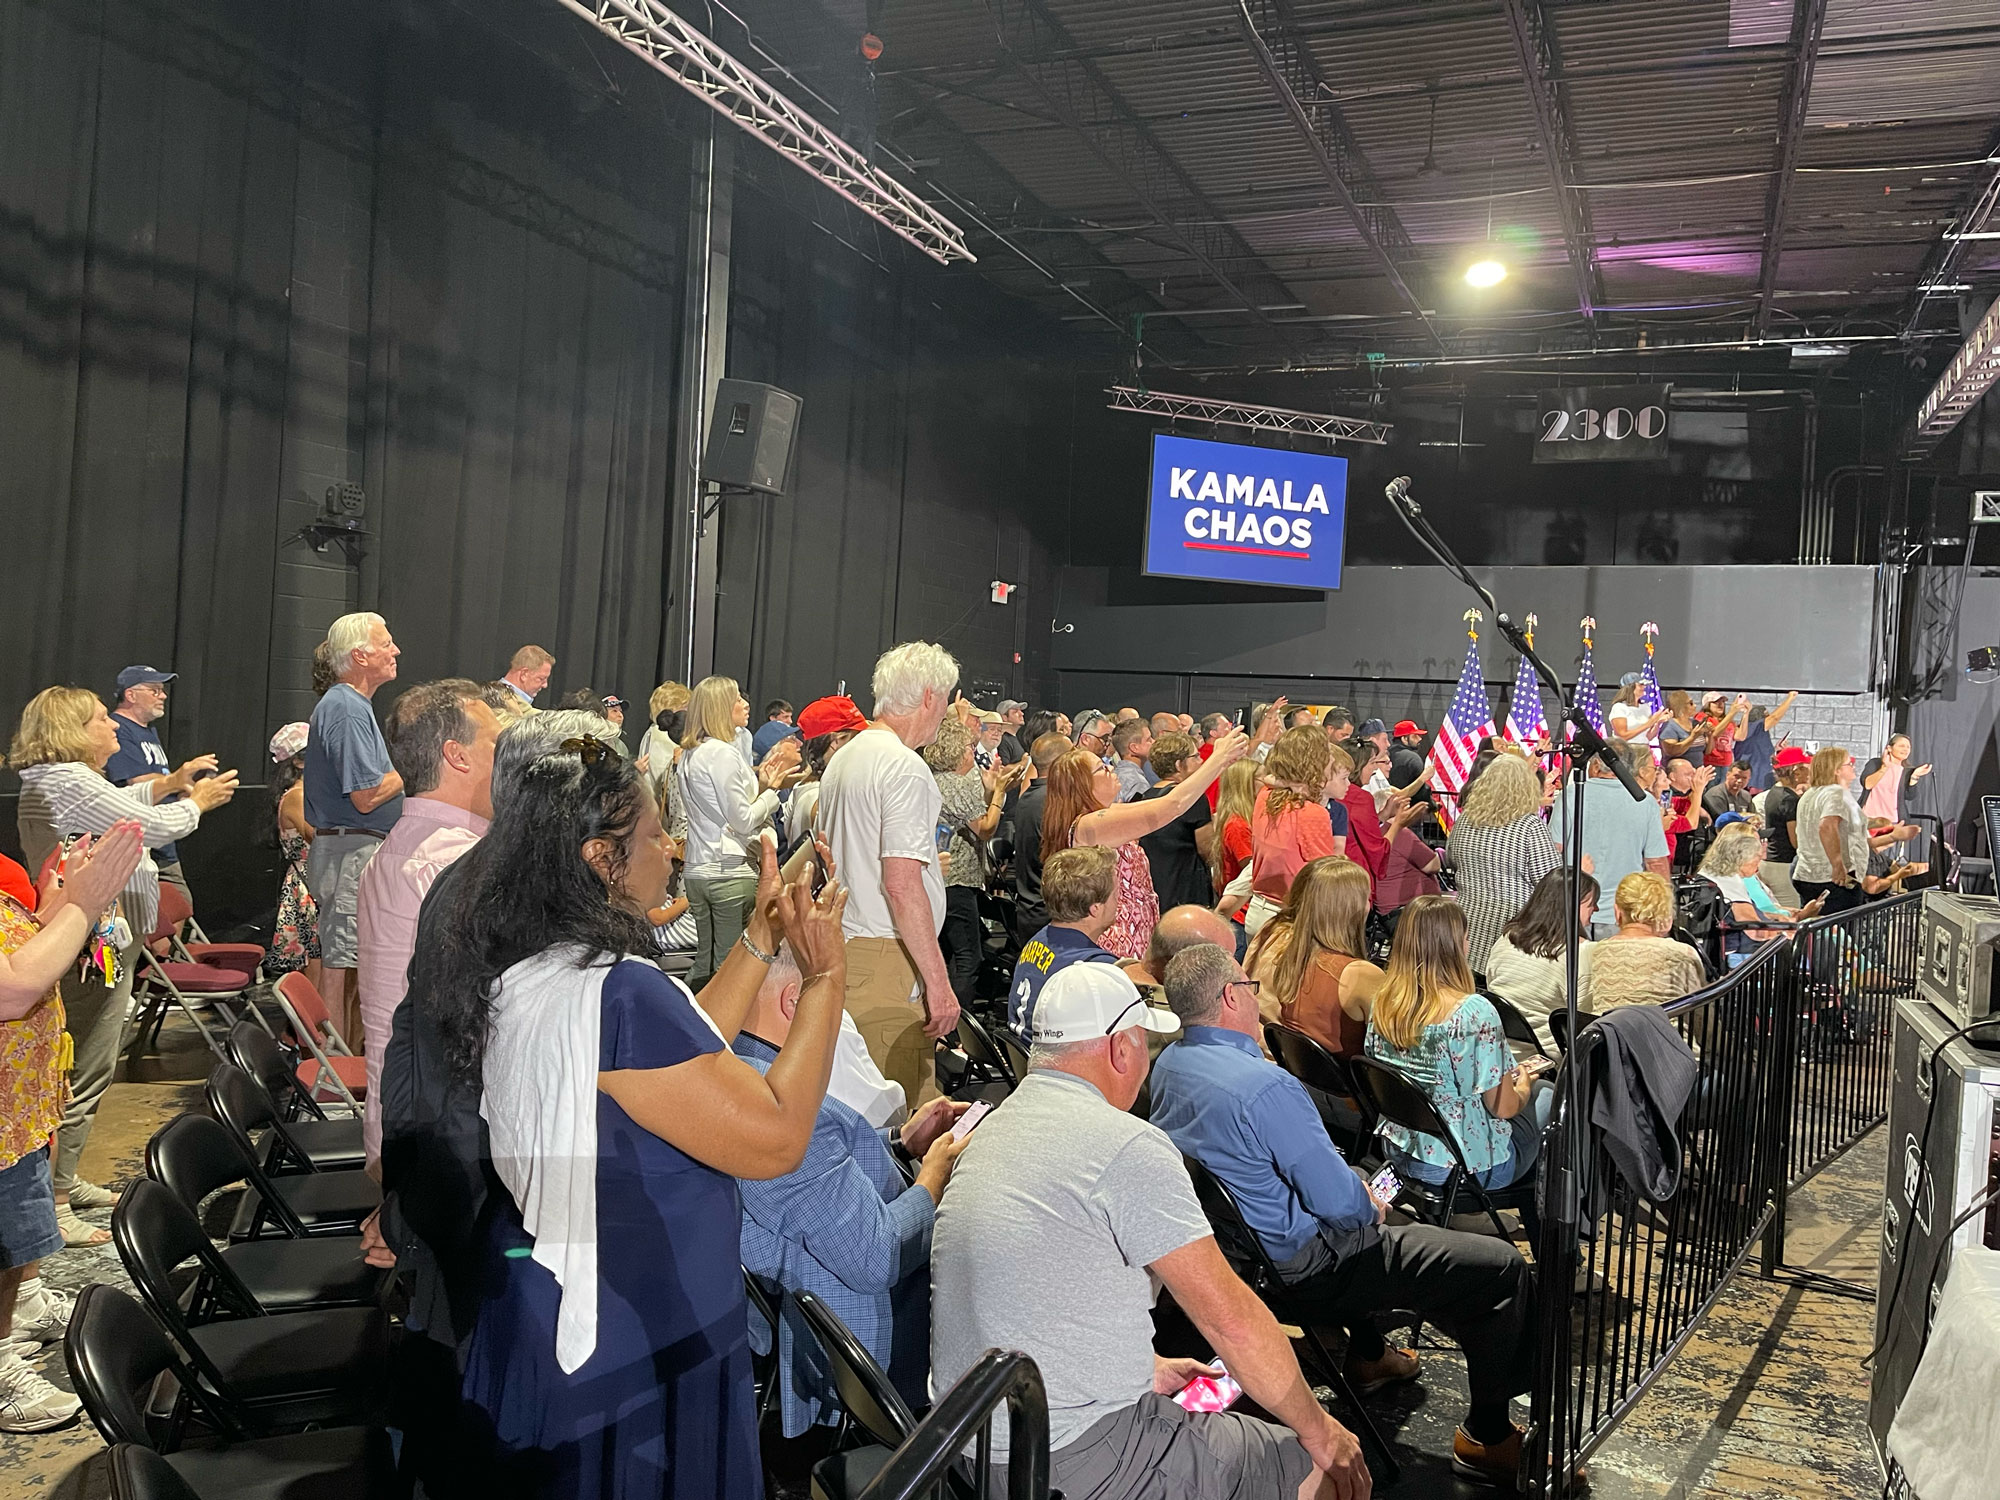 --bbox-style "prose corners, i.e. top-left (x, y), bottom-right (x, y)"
top-left (0, 895), bottom-right (66, 1172)
top-left (1099, 842), bottom-right (1160, 963)
top-left (268, 827), bottom-right (321, 973)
